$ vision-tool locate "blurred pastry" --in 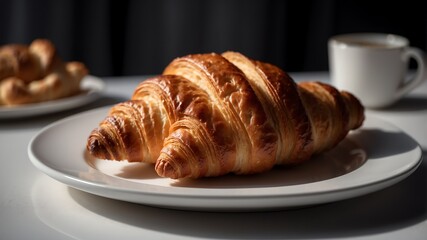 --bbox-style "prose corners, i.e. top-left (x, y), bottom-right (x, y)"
top-left (0, 39), bottom-right (88, 105)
